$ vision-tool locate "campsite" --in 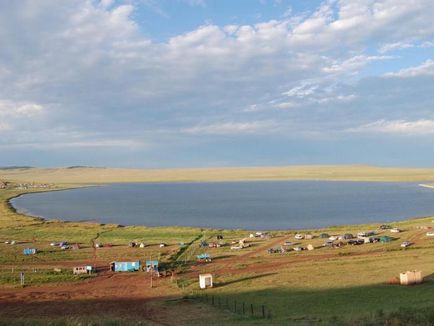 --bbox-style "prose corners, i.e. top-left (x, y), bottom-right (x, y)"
top-left (1, 177), bottom-right (434, 325)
